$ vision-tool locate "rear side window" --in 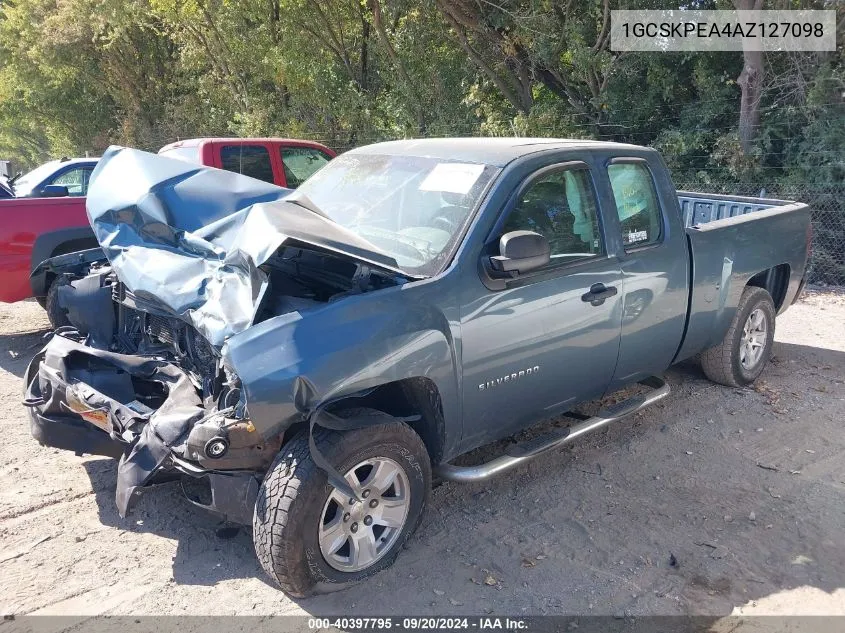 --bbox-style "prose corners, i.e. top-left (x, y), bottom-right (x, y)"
top-left (280, 147), bottom-right (331, 188)
top-left (220, 145), bottom-right (274, 183)
top-left (607, 162), bottom-right (663, 249)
